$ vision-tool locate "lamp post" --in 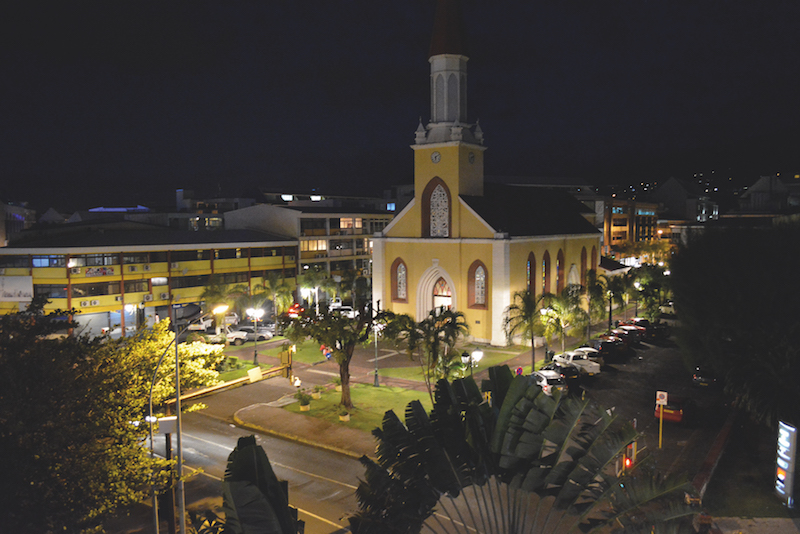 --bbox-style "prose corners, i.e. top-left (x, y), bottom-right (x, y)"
top-left (373, 323), bottom-right (384, 387)
top-left (633, 281), bottom-right (641, 317)
top-left (461, 350), bottom-right (483, 377)
top-left (148, 304), bottom-right (228, 534)
top-left (246, 307), bottom-right (265, 365)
